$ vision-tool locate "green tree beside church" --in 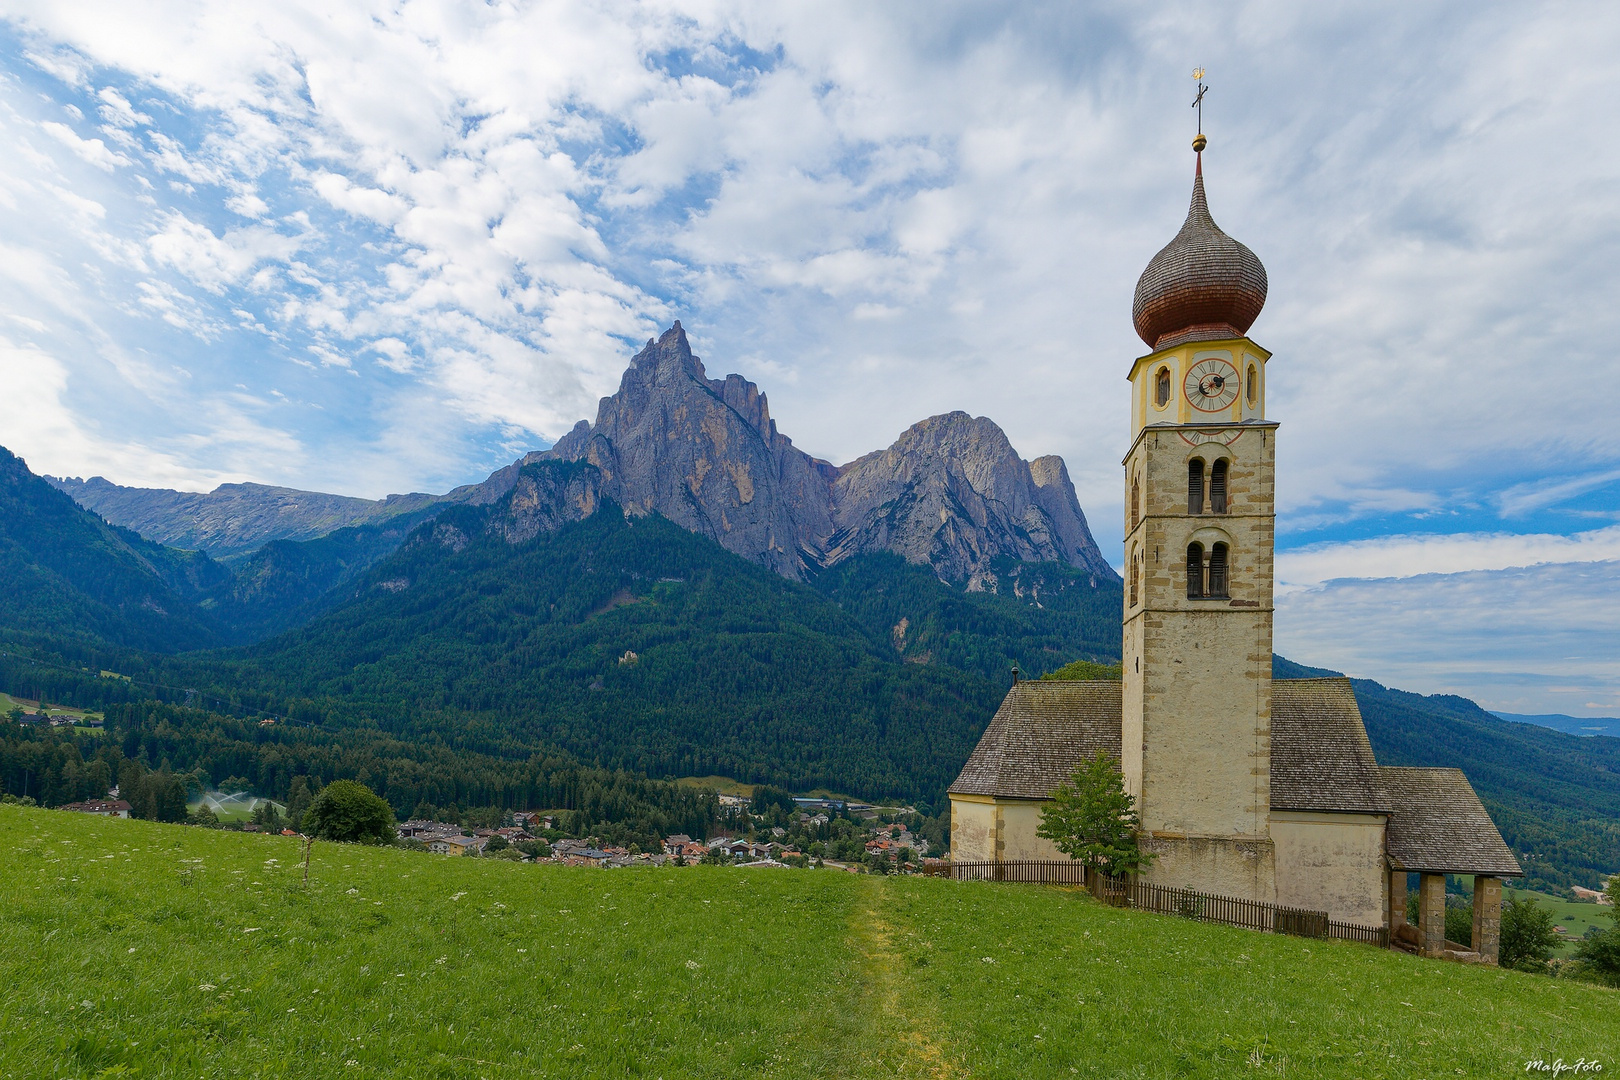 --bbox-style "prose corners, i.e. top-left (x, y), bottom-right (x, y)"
top-left (1036, 751), bottom-right (1154, 878)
